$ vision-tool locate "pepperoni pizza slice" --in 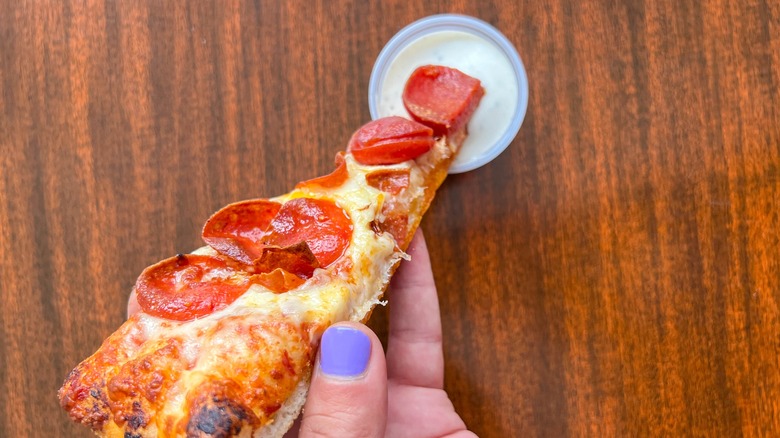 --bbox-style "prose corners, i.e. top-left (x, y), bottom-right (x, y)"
top-left (59, 65), bottom-right (484, 438)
